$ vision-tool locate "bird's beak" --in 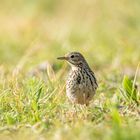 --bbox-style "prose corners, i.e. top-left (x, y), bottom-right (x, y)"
top-left (57, 56), bottom-right (68, 60)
